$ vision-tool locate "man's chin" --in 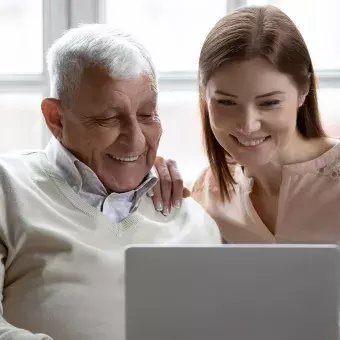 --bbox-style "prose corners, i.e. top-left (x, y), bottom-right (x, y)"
top-left (97, 157), bottom-right (152, 192)
top-left (100, 173), bottom-right (148, 193)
